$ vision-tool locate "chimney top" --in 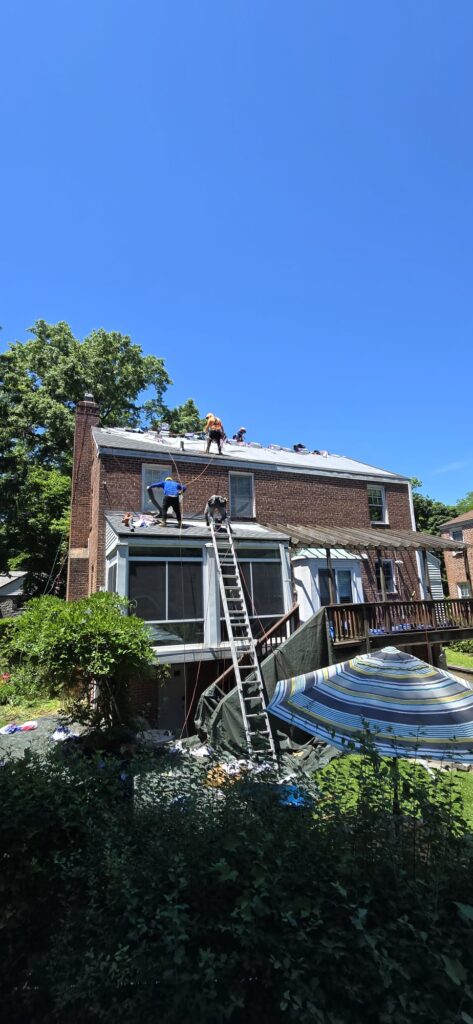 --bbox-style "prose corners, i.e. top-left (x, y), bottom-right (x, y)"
top-left (83, 392), bottom-right (95, 402)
